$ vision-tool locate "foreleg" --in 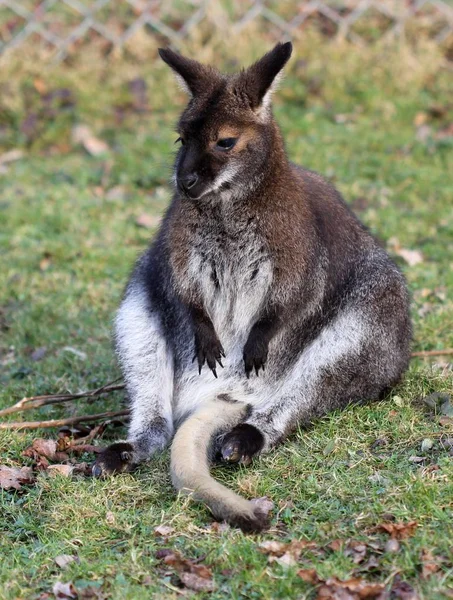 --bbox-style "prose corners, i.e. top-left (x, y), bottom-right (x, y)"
top-left (94, 285), bottom-right (174, 475)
